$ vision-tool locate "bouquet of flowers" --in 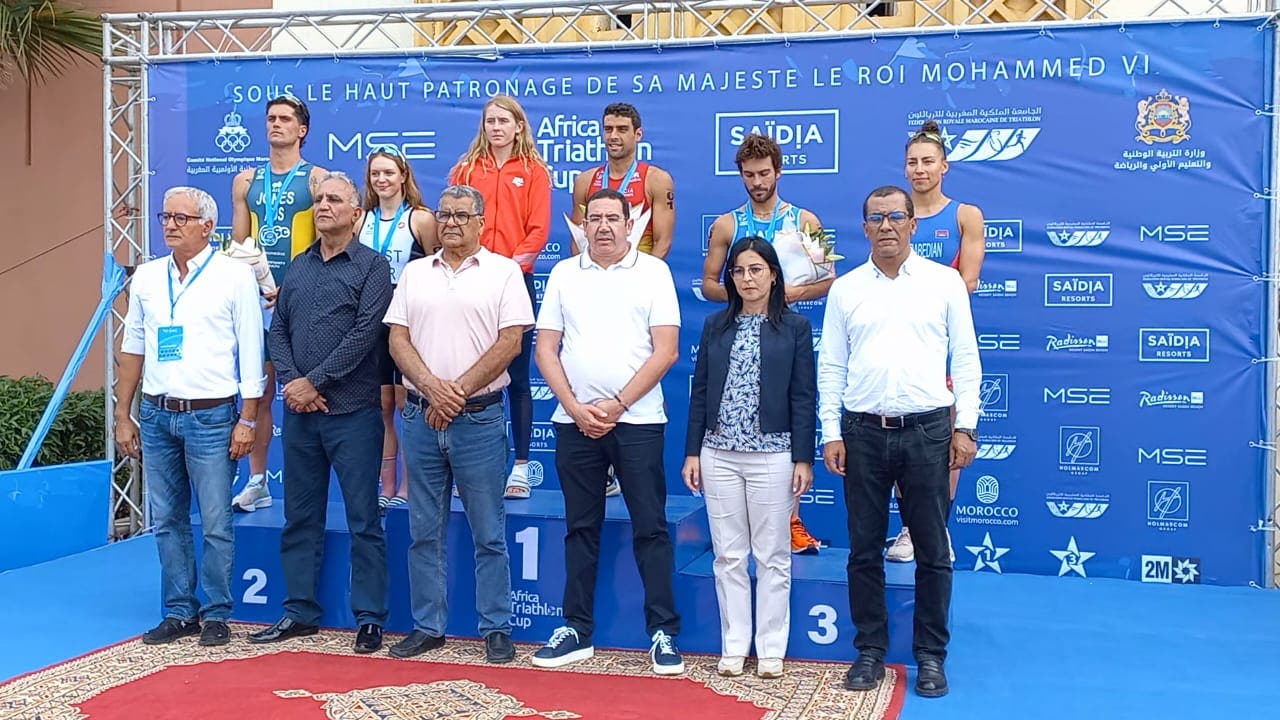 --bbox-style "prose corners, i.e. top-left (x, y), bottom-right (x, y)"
top-left (773, 222), bottom-right (842, 286)
top-left (221, 236), bottom-right (276, 296)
